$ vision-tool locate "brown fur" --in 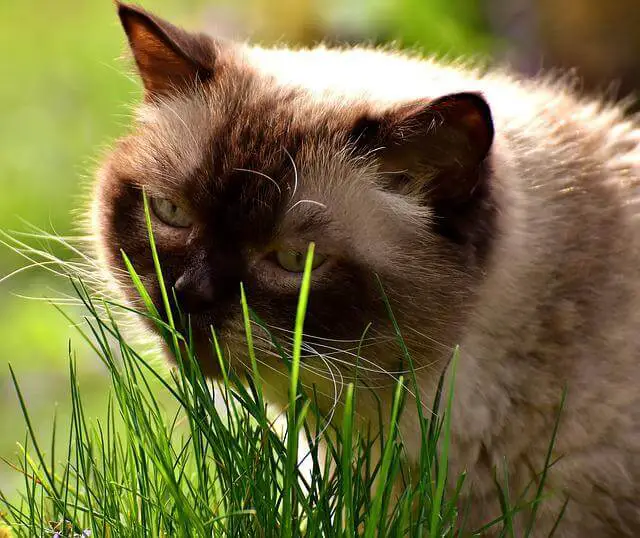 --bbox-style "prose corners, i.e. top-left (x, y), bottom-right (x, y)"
top-left (92, 3), bottom-right (640, 535)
